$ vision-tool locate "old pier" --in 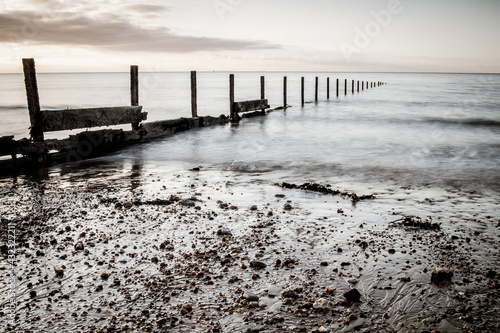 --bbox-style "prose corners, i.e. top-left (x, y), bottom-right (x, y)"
top-left (0, 58), bottom-right (386, 175)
